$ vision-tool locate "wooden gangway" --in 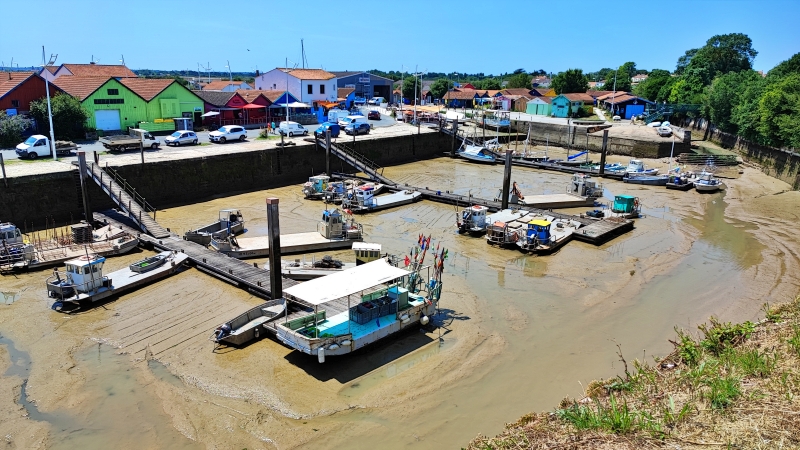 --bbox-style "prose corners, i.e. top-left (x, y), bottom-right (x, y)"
top-left (318, 139), bottom-right (394, 185)
top-left (87, 163), bottom-right (171, 239)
